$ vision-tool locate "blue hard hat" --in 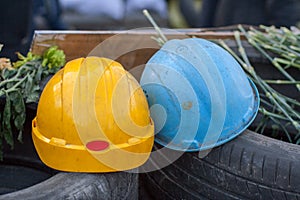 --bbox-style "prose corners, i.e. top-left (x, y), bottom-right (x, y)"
top-left (140, 38), bottom-right (259, 152)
